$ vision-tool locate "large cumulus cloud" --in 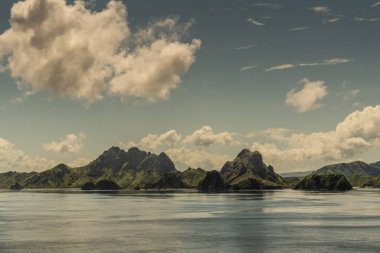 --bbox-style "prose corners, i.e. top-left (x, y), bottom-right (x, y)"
top-left (251, 105), bottom-right (380, 163)
top-left (0, 137), bottom-right (55, 172)
top-left (0, 0), bottom-right (200, 103)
